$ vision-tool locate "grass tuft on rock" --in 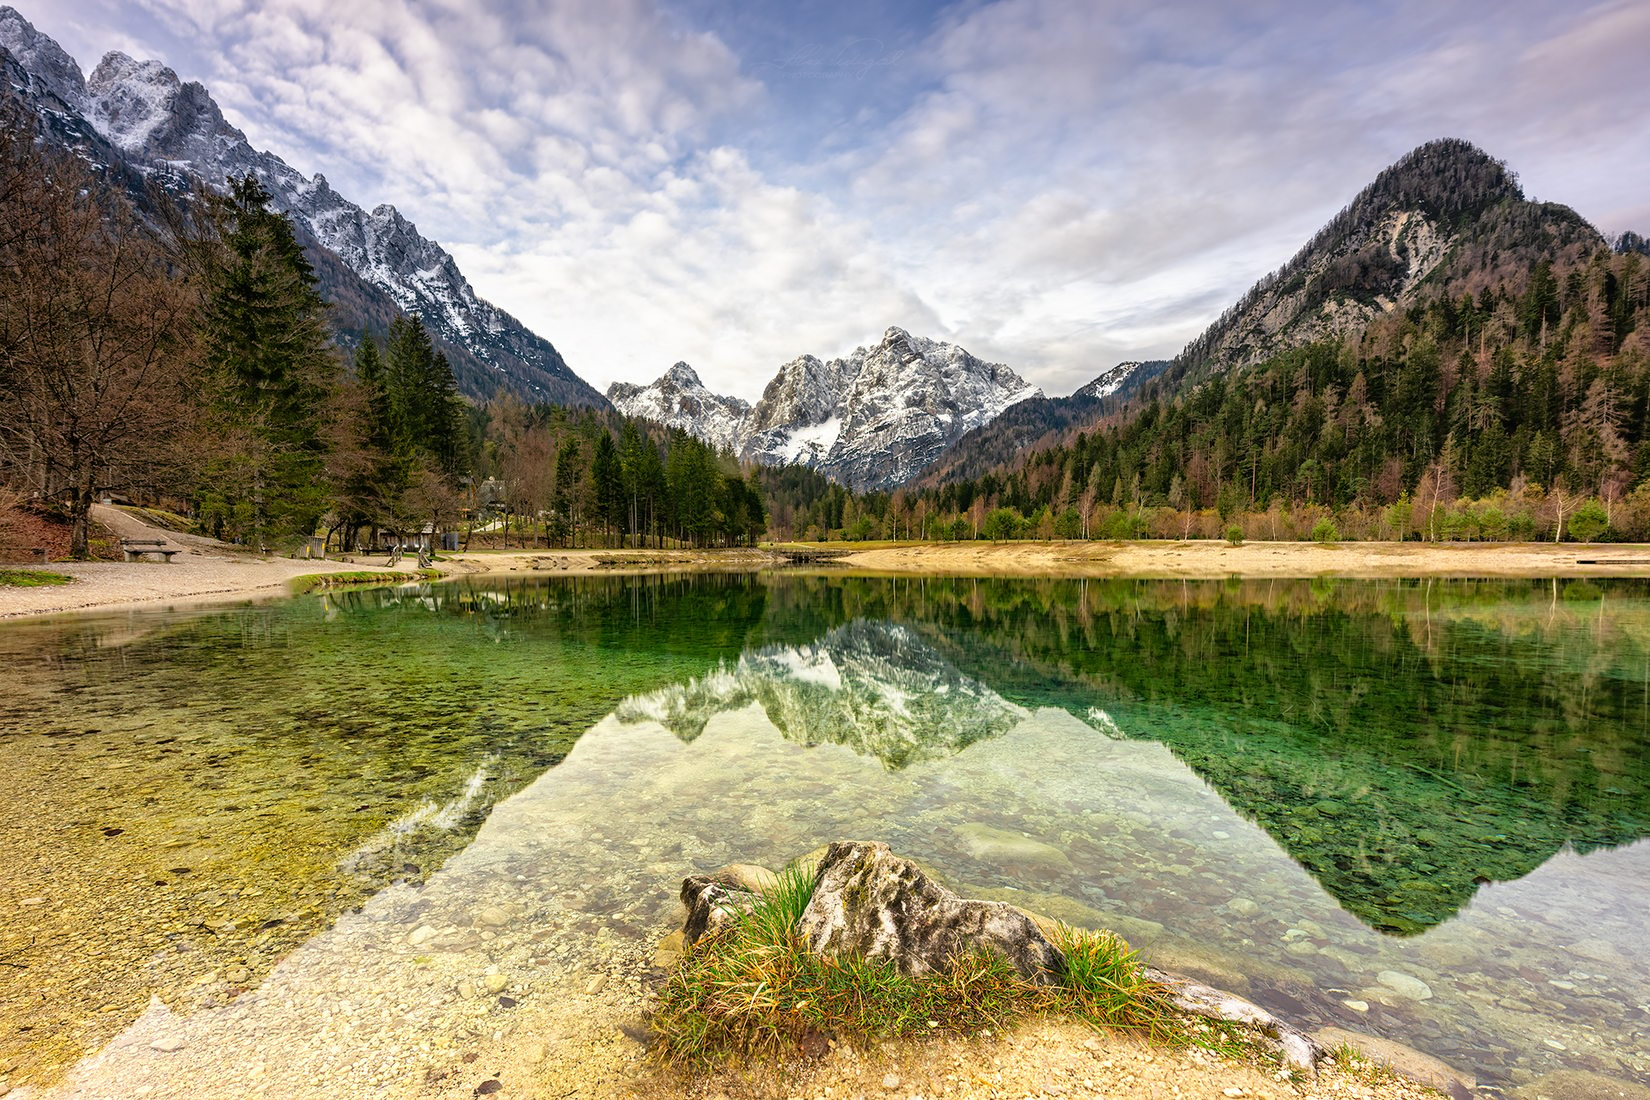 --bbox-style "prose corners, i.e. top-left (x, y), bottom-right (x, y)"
top-left (652, 868), bottom-right (1174, 1070)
